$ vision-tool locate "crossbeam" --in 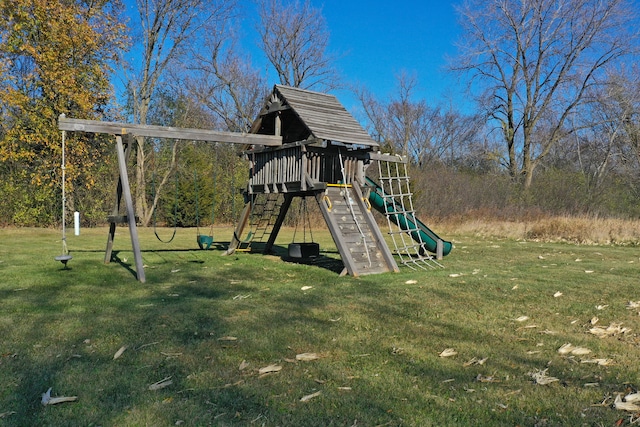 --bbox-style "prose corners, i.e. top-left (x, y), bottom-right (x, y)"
top-left (58, 116), bottom-right (282, 146)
